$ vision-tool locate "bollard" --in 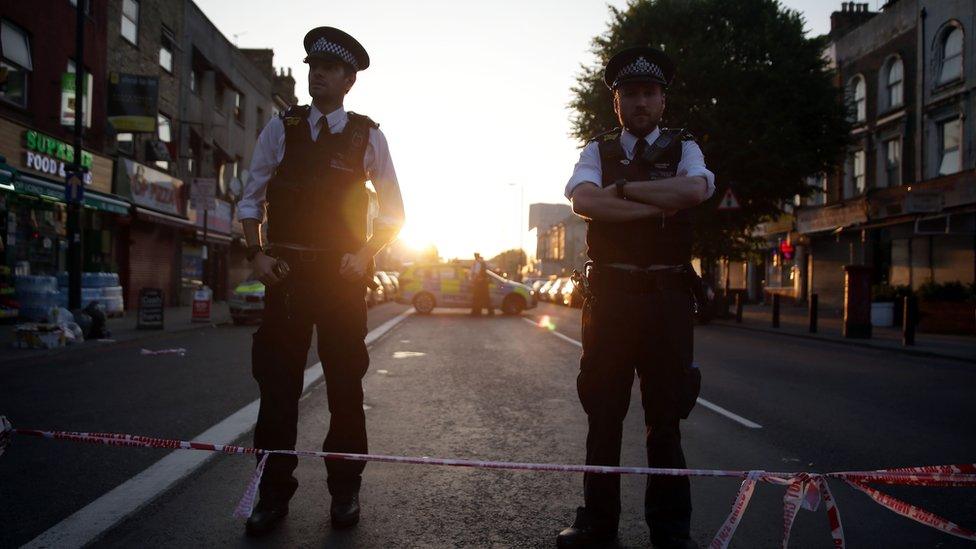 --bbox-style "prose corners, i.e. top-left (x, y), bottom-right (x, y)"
top-left (902, 295), bottom-right (916, 346)
top-left (772, 294), bottom-right (780, 328)
top-left (735, 293), bottom-right (743, 323)
top-left (809, 293), bottom-right (819, 333)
